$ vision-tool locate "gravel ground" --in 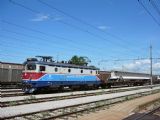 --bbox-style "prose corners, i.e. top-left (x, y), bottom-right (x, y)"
top-left (1, 89), bottom-right (22, 92)
top-left (1, 86), bottom-right (160, 119)
top-left (77, 92), bottom-right (160, 120)
top-left (1, 85), bottom-right (150, 102)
